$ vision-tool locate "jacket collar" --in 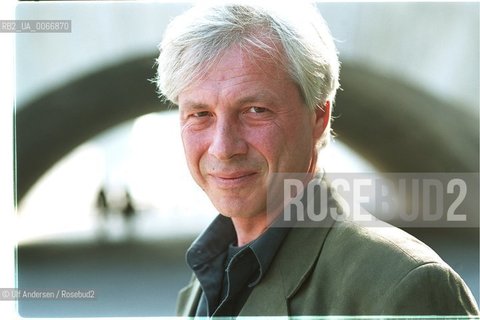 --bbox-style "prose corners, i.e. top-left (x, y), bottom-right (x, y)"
top-left (238, 182), bottom-right (341, 316)
top-left (239, 216), bottom-right (336, 315)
